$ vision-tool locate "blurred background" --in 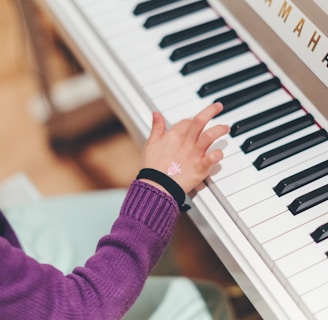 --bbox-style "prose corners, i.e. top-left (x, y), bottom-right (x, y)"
top-left (0, 1), bottom-right (260, 319)
top-left (0, 0), bottom-right (142, 194)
